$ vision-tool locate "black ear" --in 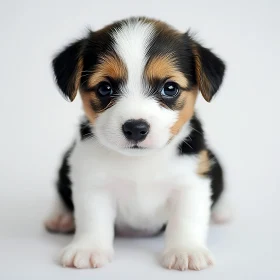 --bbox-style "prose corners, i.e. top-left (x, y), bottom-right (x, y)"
top-left (52, 39), bottom-right (85, 102)
top-left (190, 37), bottom-right (226, 102)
